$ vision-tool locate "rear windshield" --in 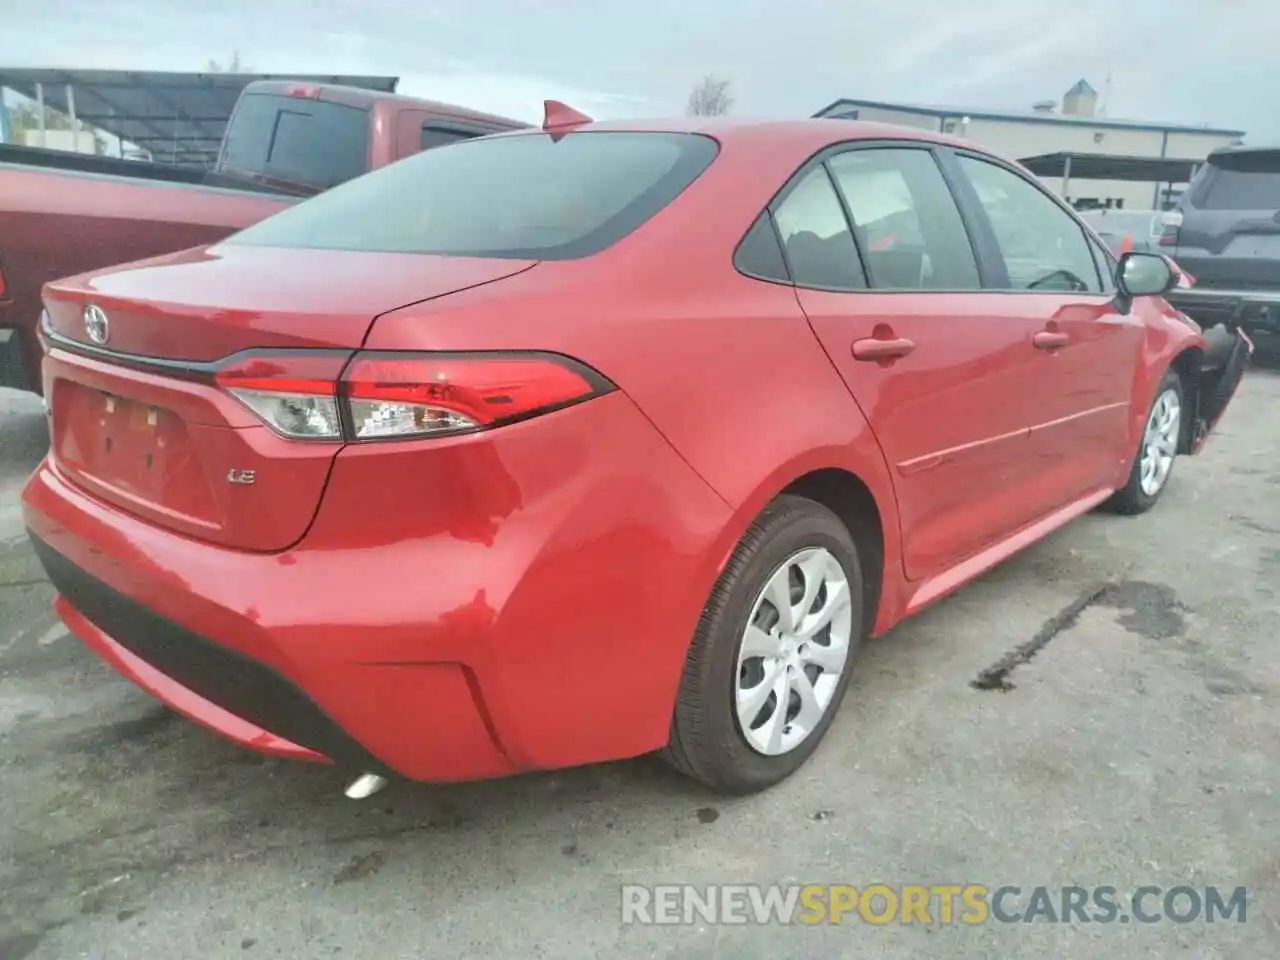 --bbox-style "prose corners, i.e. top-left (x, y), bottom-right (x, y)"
top-left (1190, 151), bottom-right (1280, 211)
top-left (218, 93), bottom-right (370, 191)
top-left (225, 131), bottom-right (718, 260)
